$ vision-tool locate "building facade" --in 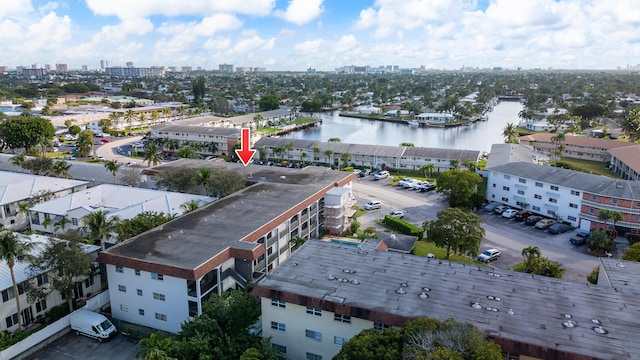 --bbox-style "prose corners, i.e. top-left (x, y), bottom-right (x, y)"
top-left (518, 133), bottom-right (636, 162)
